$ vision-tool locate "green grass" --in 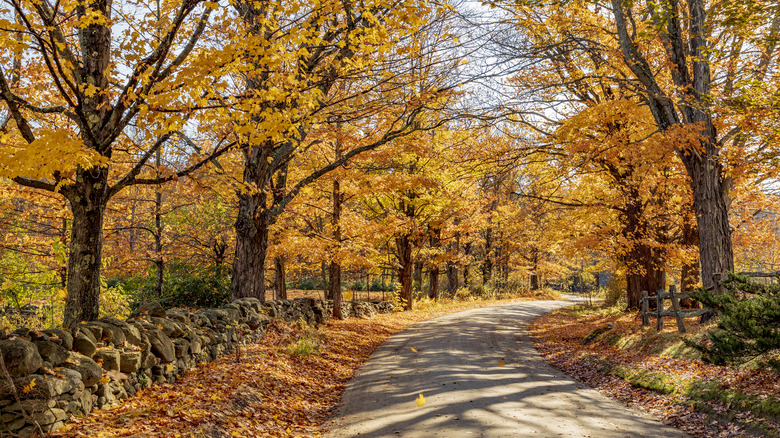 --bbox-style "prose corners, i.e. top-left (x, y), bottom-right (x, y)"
top-left (687, 381), bottom-right (780, 421)
top-left (286, 336), bottom-right (321, 357)
top-left (603, 362), bottom-right (679, 395)
top-left (562, 303), bottom-right (626, 320)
